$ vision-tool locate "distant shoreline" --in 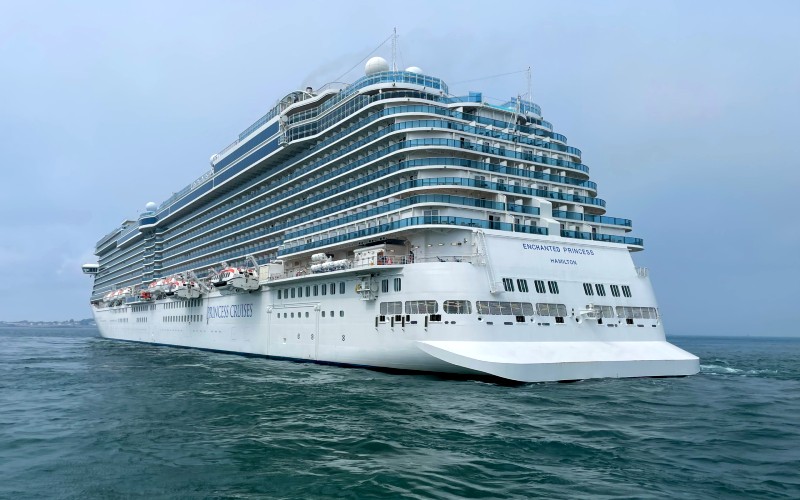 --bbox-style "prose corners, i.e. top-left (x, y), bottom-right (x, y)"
top-left (0, 321), bottom-right (95, 328)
